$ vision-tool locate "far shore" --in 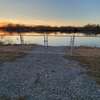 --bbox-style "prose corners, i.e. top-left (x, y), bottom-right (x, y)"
top-left (1, 24), bottom-right (100, 35)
